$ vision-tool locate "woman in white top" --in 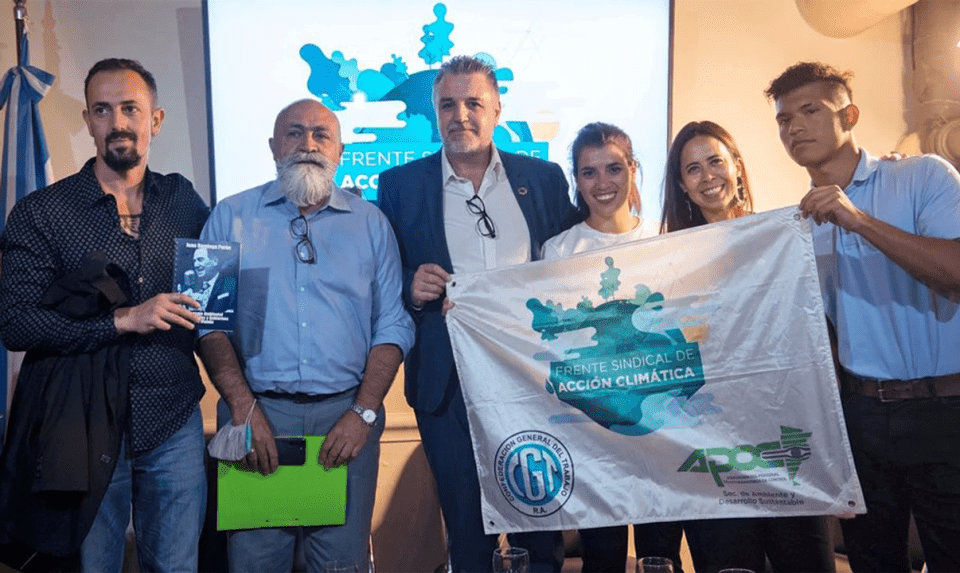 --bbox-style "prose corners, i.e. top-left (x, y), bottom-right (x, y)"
top-left (542, 122), bottom-right (655, 573)
top-left (542, 122), bottom-right (657, 262)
